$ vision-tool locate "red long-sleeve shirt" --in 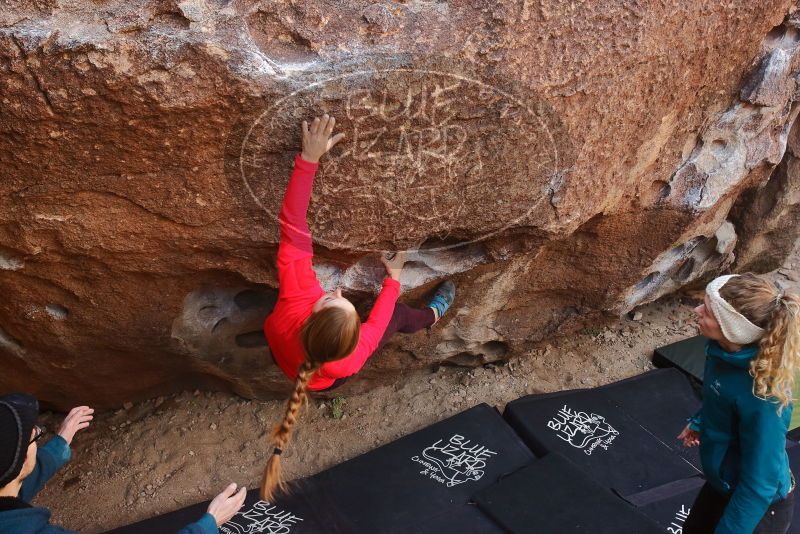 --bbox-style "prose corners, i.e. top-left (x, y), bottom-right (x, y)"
top-left (264, 154), bottom-right (401, 391)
